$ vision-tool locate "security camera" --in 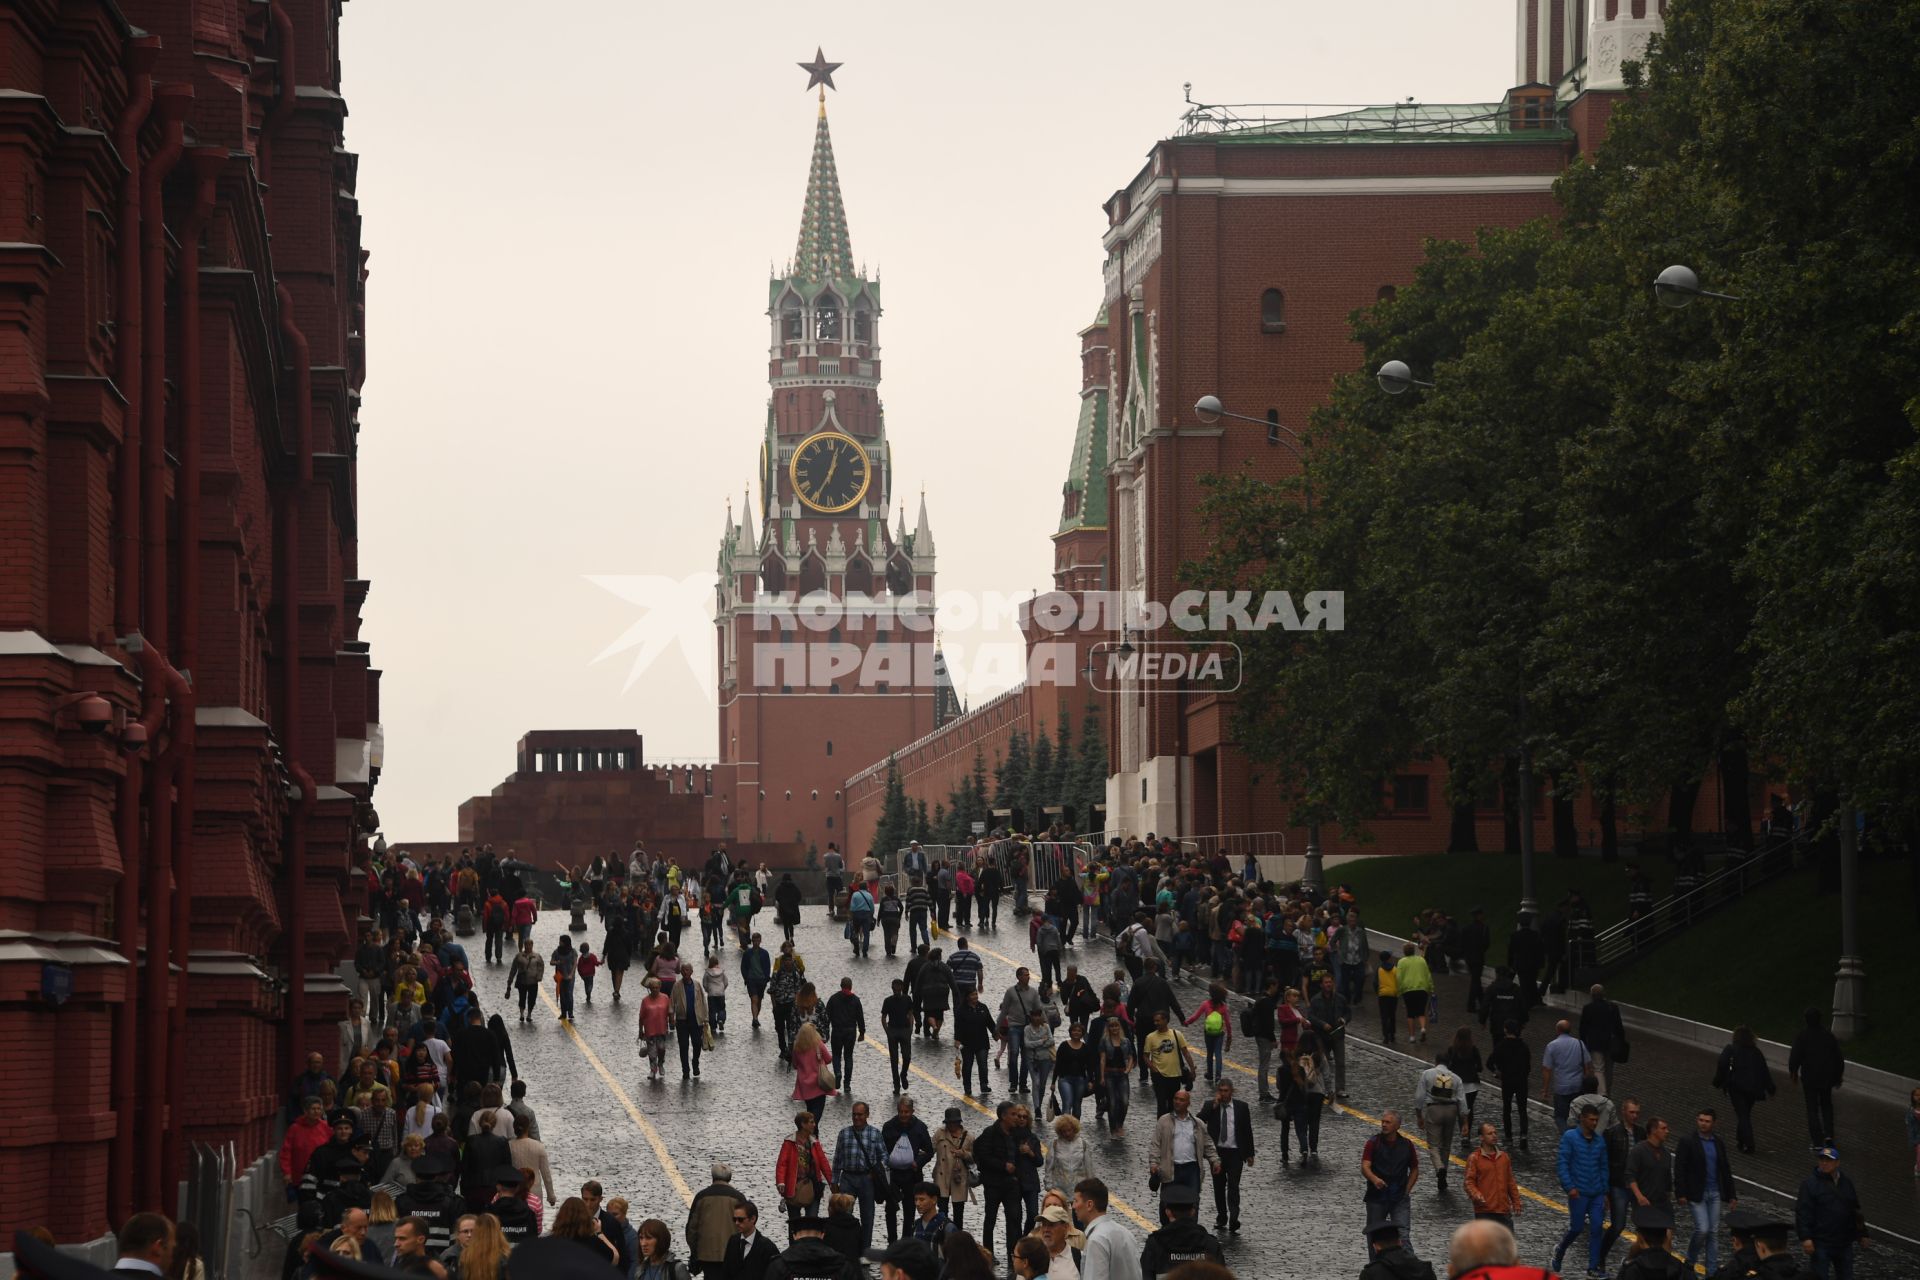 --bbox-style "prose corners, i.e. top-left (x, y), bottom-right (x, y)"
top-left (121, 722), bottom-right (148, 752)
top-left (76, 695), bottom-right (112, 734)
